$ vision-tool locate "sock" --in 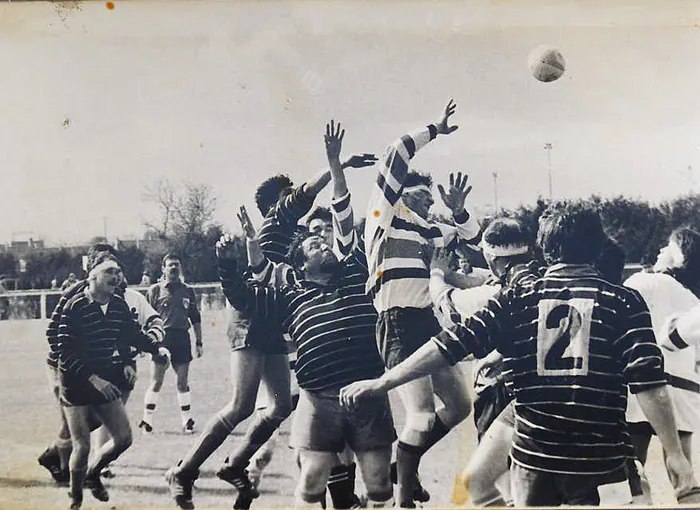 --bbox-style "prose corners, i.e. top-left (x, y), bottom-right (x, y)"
top-left (69, 468), bottom-right (86, 502)
top-left (327, 463), bottom-right (357, 509)
top-left (143, 388), bottom-right (160, 426)
top-left (396, 442), bottom-right (423, 506)
top-left (227, 413), bottom-right (285, 468)
top-left (179, 411), bottom-right (237, 475)
top-left (366, 494), bottom-right (394, 508)
top-left (56, 438), bottom-right (72, 472)
top-left (177, 391), bottom-right (192, 426)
